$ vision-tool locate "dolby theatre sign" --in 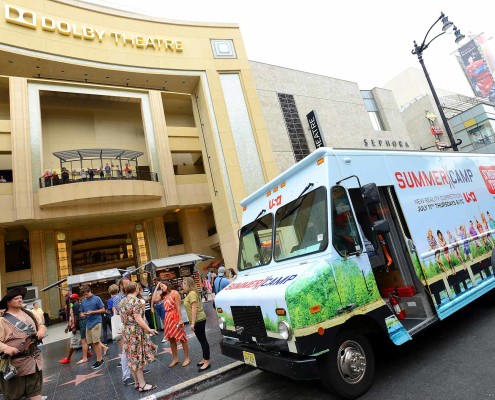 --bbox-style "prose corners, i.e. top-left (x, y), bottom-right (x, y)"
top-left (4, 3), bottom-right (184, 52)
